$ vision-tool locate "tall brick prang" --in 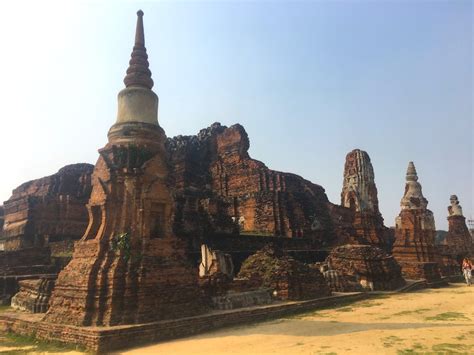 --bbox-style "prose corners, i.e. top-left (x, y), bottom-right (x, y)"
top-left (340, 149), bottom-right (391, 249)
